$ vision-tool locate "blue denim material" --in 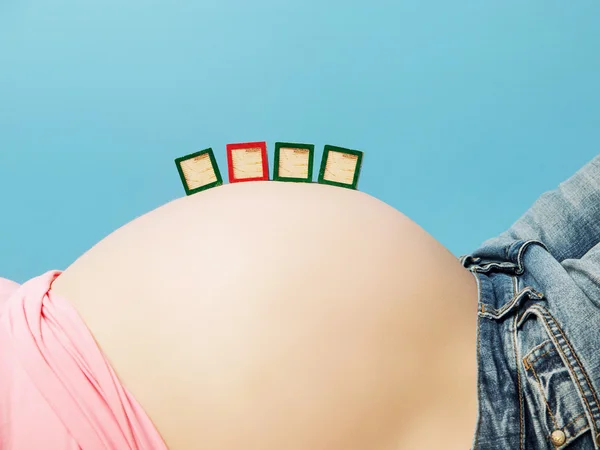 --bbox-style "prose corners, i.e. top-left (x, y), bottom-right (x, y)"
top-left (461, 155), bottom-right (600, 449)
